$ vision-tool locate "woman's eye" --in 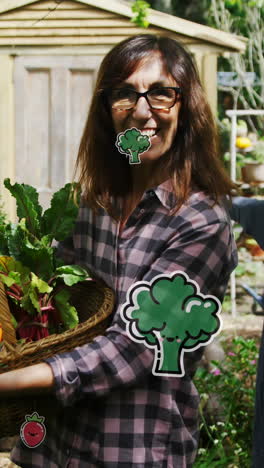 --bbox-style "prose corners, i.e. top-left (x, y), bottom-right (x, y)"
top-left (150, 88), bottom-right (173, 99)
top-left (112, 89), bottom-right (134, 101)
